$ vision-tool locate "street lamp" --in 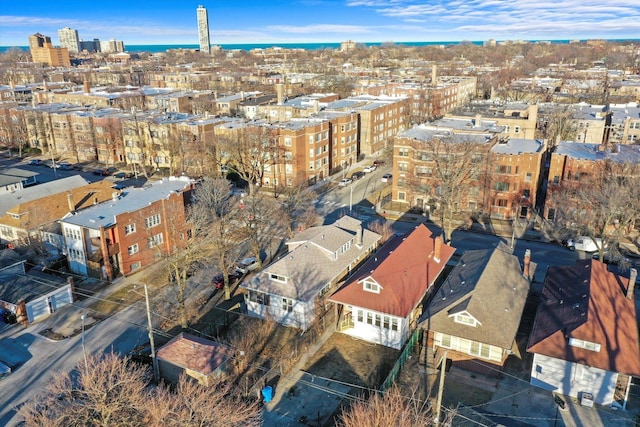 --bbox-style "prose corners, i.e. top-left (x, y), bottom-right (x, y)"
top-left (349, 178), bottom-right (362, 214)
top-left (80, 314), bottom-right (88, 366)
